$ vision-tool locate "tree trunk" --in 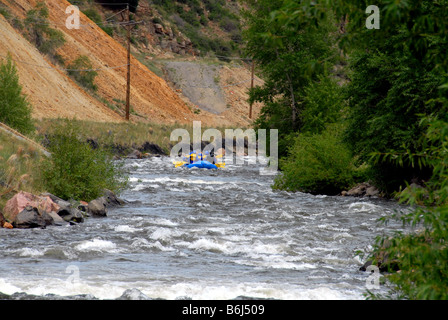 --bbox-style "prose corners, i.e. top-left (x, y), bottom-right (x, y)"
top-left (285, 72), bottom-right (297, 129)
